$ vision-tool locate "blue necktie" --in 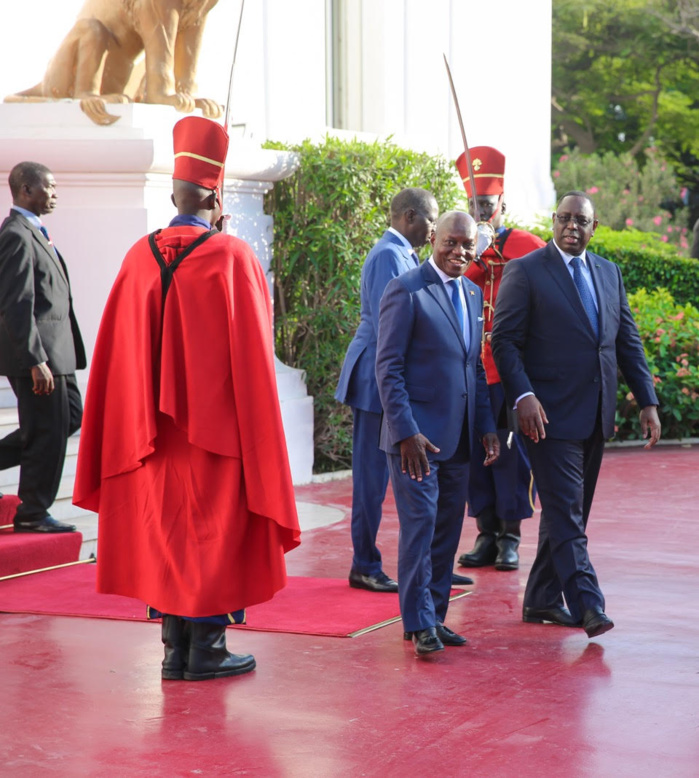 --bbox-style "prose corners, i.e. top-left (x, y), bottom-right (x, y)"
top-left (449, 279), bottom-right (466, 343)
top-left (38, 225), bottom-right (57, 255)
top-left (570, 256), bottom-right (599, 338)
